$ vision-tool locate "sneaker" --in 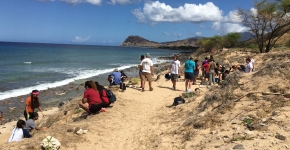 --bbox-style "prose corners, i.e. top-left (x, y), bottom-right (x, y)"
top-left (149, 87), bottom-right (153, 91)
